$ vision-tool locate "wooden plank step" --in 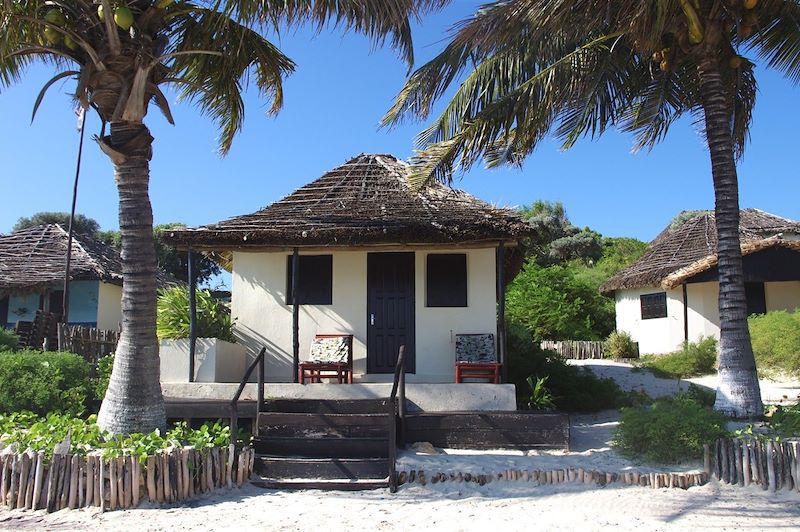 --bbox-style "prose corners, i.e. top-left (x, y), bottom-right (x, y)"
top-left (254, 436), bottom-right (390, 458)
top-left (255, 456), bottom-right (389, 480)
top-left (251, 477), bottom-right (390, 491)
top-left (261, 399), bottom-right (389, 414)
top-left (257, 412), bottom-right (392, 438)
top-left (404, 411), bottom-right (569, 450)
